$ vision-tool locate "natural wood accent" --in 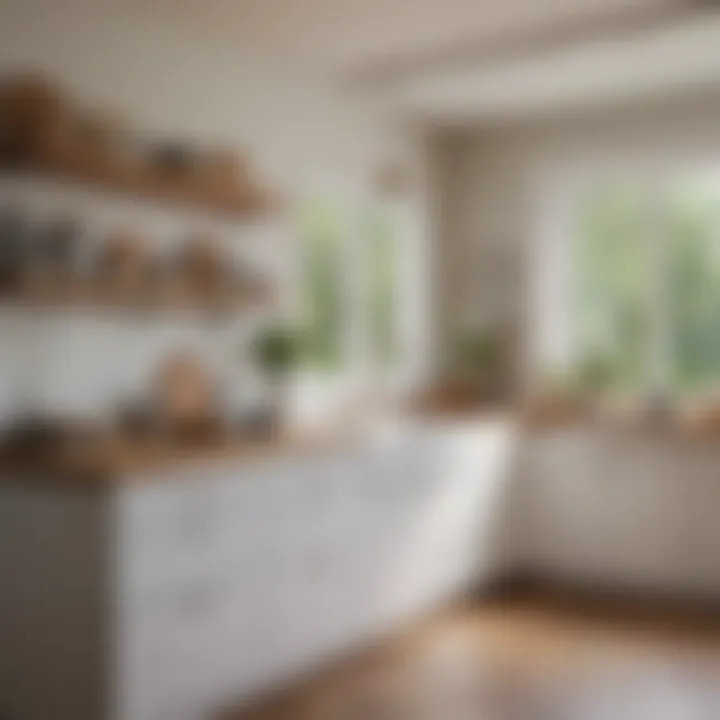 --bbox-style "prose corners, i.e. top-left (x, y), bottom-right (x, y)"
top-left (521, 405), bottom-right (720, 443)
top-left (4, 159), bottom-right (278, 219)
top-left (219, 590), bottom-right (720, 720)
top-left (0, 278), bottom-right (271, 316)
top-left (0, 73), bottom-right (280, 219)
top-left (0, 427), bottom-right (357, 484)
